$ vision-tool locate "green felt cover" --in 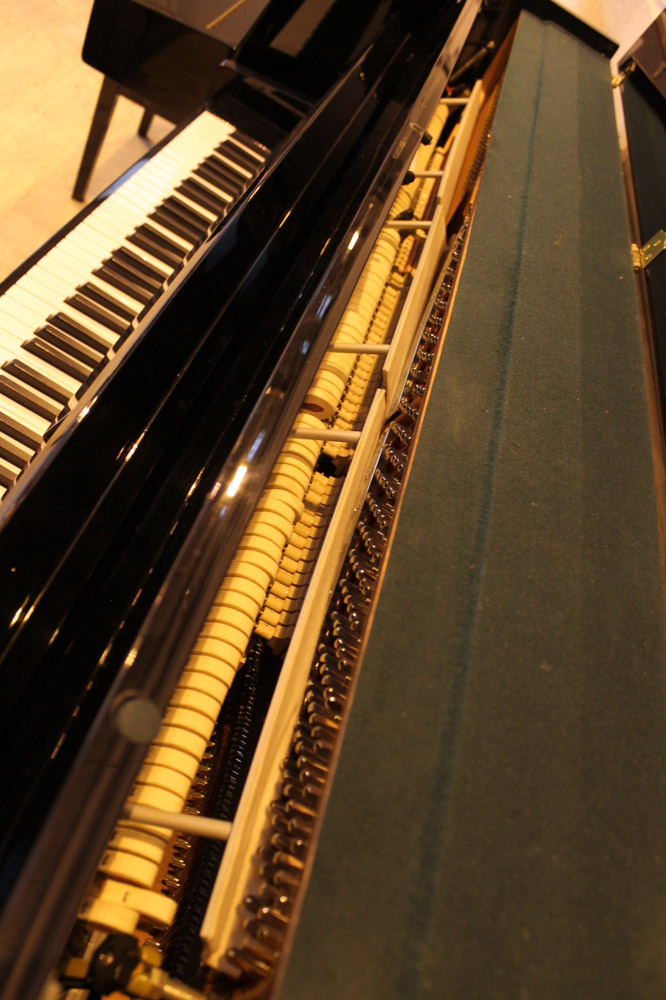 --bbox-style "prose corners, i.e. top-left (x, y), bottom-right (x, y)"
top-left (277, 12), bottom-right (666, 999)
